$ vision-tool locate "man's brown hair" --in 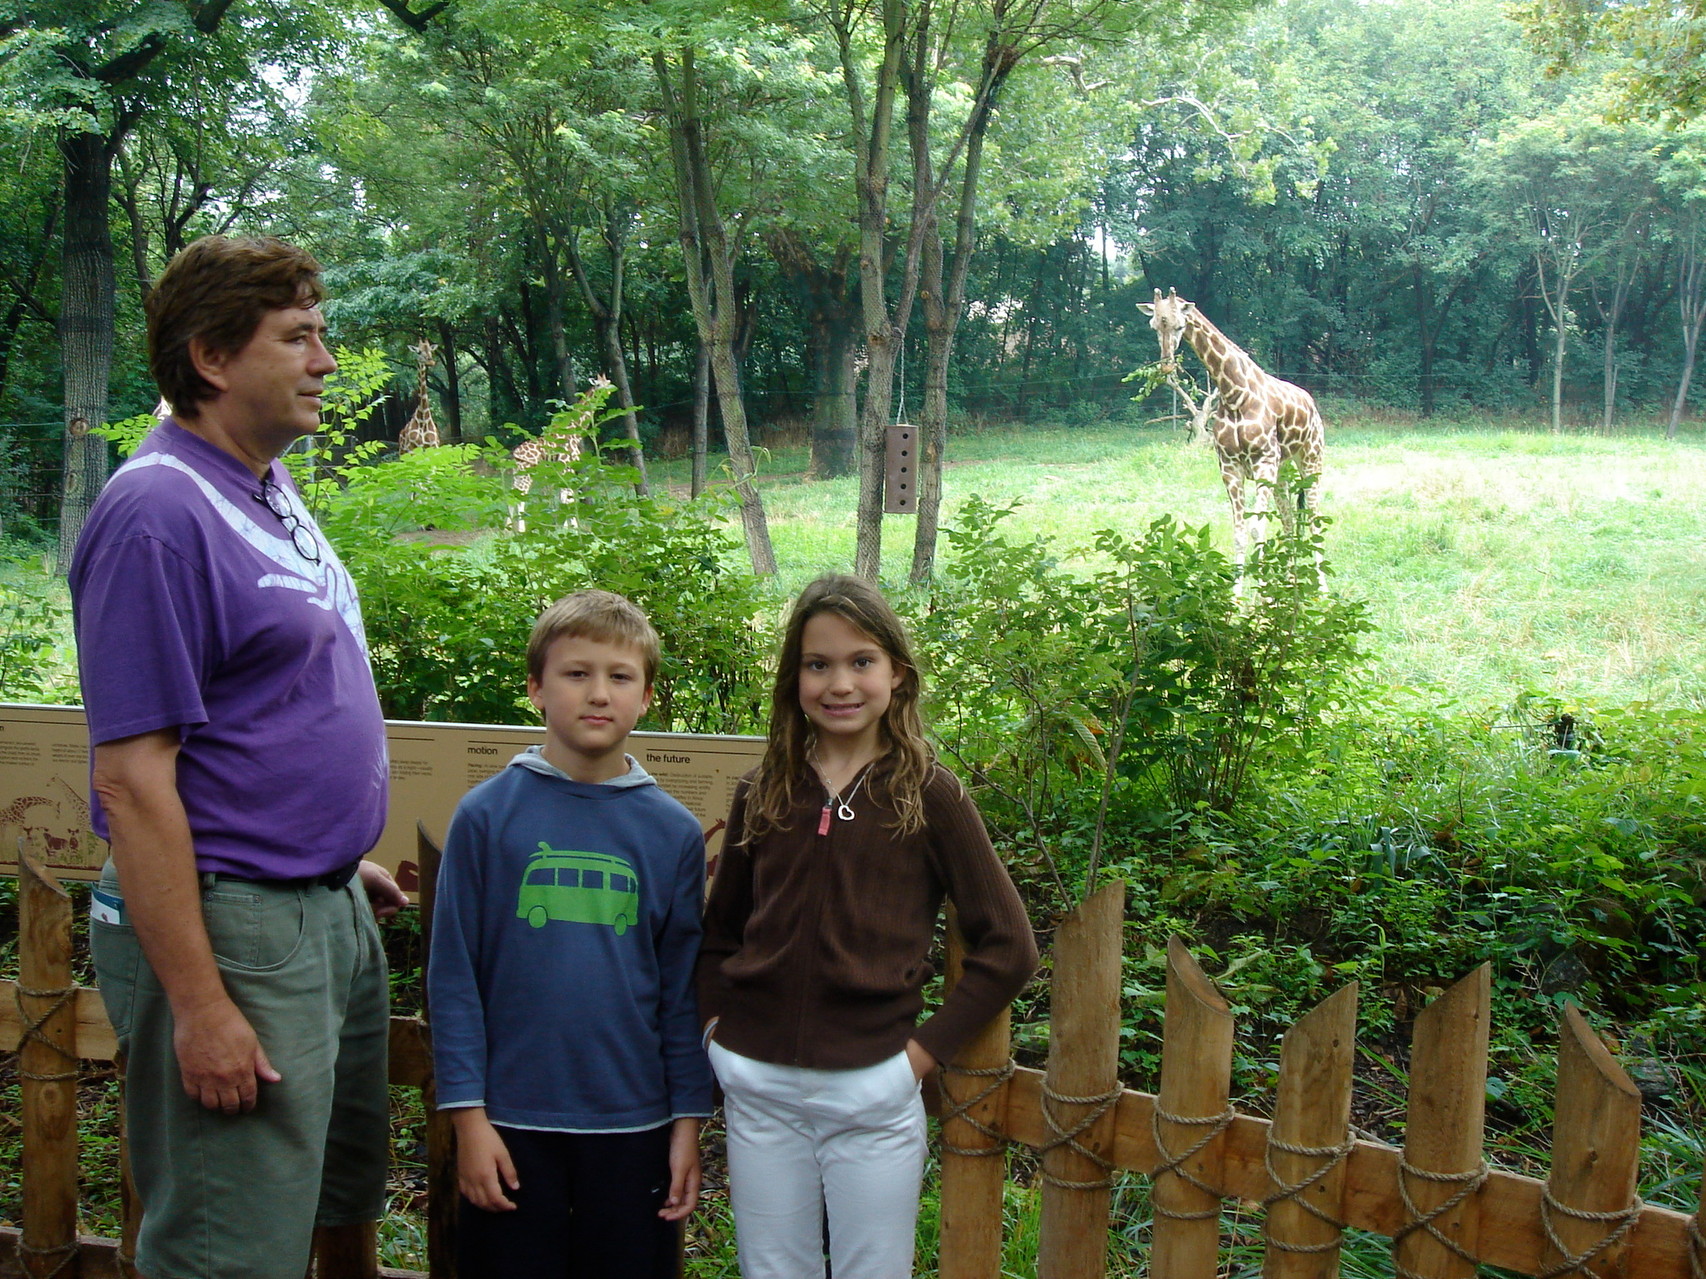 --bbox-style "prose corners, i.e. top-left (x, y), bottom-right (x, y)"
top-left (527, 590), bottom-right (661, 687)
top-left (146, 236), bottom-right (326, 416)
